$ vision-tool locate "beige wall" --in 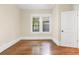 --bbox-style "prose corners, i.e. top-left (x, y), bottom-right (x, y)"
top-left (52, 4), bottom-right (73, 45)
top-left (0, 5), bottom-right (21, 46)
top-left (73, 4), bottom-right (79, 10)
top-left (21, 4), bottom-right (73, 41)
top-left (21, 9), bottom-right (53, 38)
top-left (0, 4), bottom-right (74, 46)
